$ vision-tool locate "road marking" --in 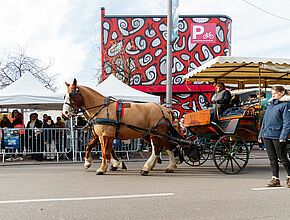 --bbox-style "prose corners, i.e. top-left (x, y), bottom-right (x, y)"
top-left (251, 187), bottom-right (287, 191)
top-left (0, 193), bottom-right (175, 205)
